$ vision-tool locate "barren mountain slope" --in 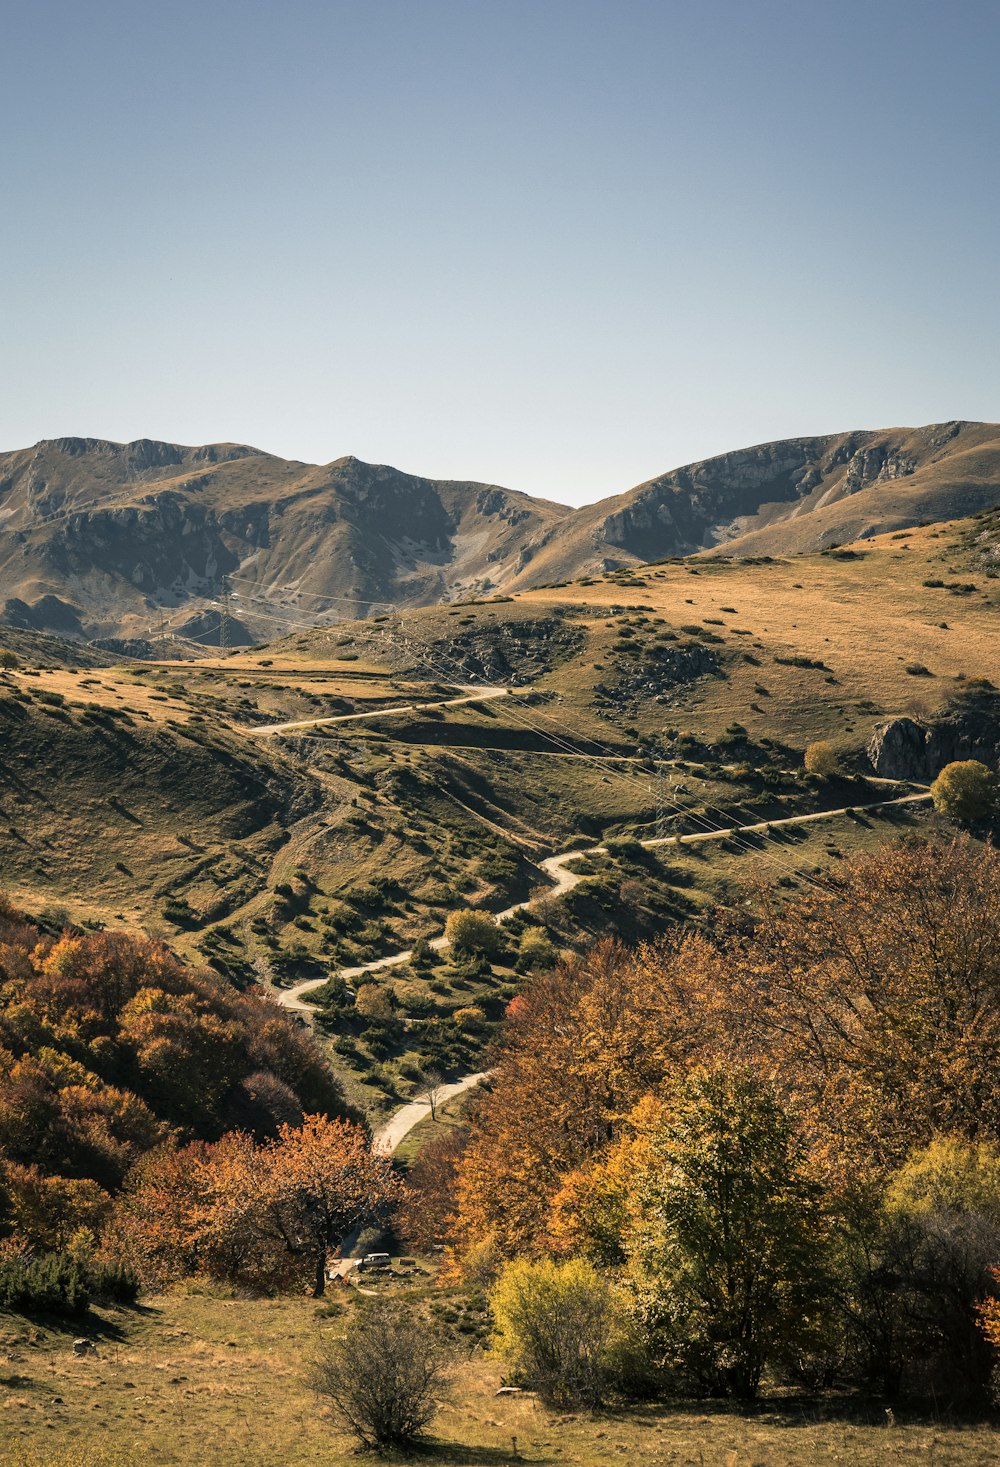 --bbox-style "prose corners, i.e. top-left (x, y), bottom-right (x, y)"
top-left (511, 421), bottom-right (1000, 585)
top-left (2, 423), bottom-right (998, 642)
top-left (0, 438), bottom-right (565, 641)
